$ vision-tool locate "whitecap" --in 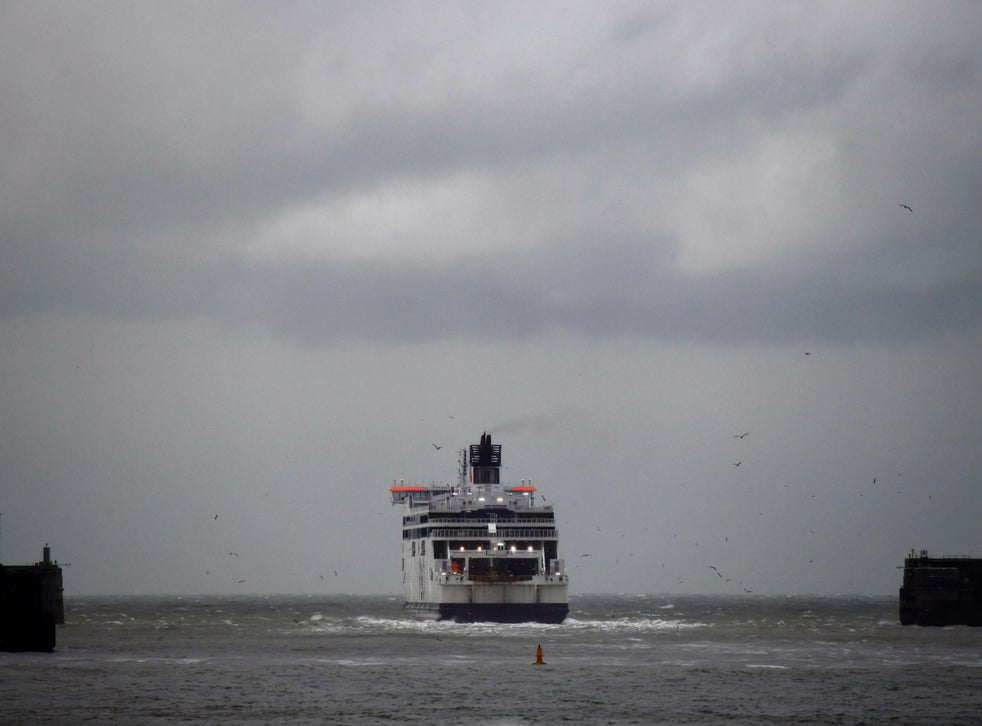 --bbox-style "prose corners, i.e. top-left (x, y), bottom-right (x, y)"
top-left (564, 617), bottom-right (706, 632)
top-left (746, 664), bottom-right (789, 669)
